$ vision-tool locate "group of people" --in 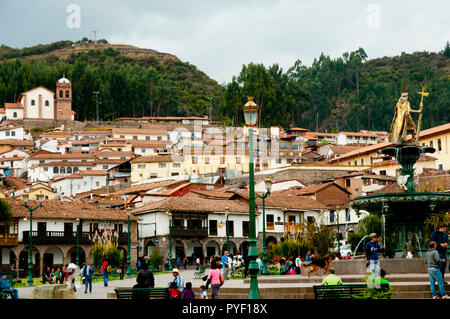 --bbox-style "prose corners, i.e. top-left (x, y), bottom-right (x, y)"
top-left (42, 266), bottom-right (70, 284)
top-left (364, 227), bottom-right (449, 299)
